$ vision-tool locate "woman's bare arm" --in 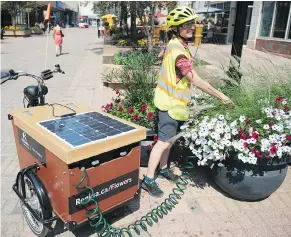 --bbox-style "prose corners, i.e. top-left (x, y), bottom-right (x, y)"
top-left (185, 69), bottom-right (233, 105)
